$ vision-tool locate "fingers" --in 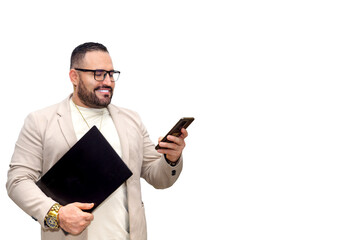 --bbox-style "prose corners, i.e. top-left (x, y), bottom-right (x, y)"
top-left (158, 128), bottom-right (188, 145)
top-left (58, 202), bottom-right (94, 235)
top-left (157, 140), bottom-right (179, 152)
top-left (156, 128), bottom-right (188, 161)
top-left (85, 213), bottom-right (94, 221)
top-left (73, 202), bottom-right (94, 210)
top-left (157, 128), bottom-right (188, 162)
top-left (180, 128), bottom-right (188, 138)
top-left (166, 135), bottom-right (182, 145)
top-left (161, 132), bottom-right (186, 149)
